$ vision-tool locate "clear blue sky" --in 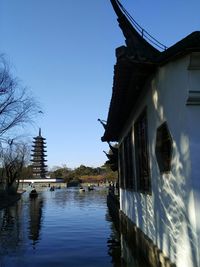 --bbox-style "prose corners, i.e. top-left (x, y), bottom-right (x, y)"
top-left (0, 0), bottom-right (199, 169)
